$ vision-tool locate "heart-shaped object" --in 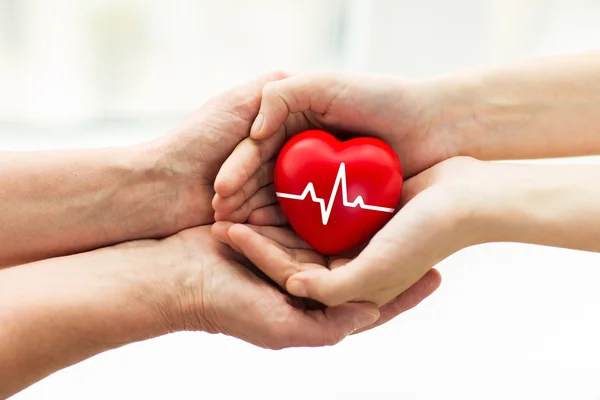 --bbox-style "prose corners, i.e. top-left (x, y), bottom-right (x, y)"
top-left (274, 129), bottom-right (403, 255)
